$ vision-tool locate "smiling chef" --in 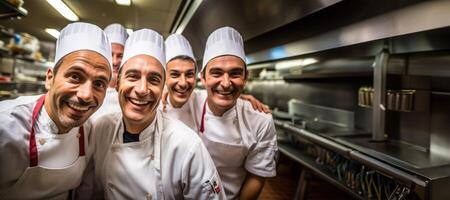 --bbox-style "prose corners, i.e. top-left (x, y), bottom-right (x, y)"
top-left (82, 28), bottom-right (226, 199)
top-left (0, 22), bottom-right (112, 199)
